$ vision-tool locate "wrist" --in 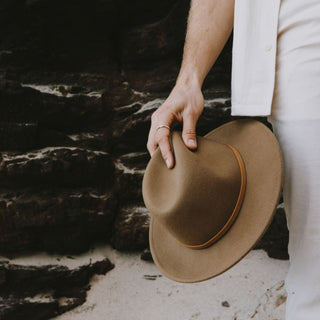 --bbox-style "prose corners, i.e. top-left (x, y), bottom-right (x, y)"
top-left (175, 69), bottom-right (203, 90)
